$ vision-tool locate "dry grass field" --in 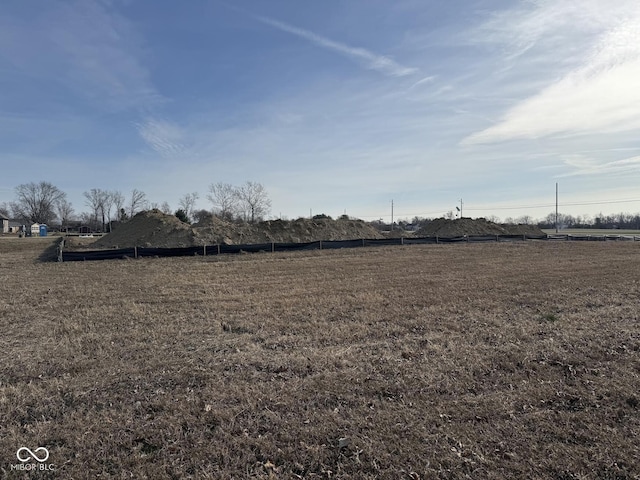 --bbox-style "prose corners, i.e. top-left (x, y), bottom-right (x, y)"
top-left (1, 237), bottom-right (639, 479)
